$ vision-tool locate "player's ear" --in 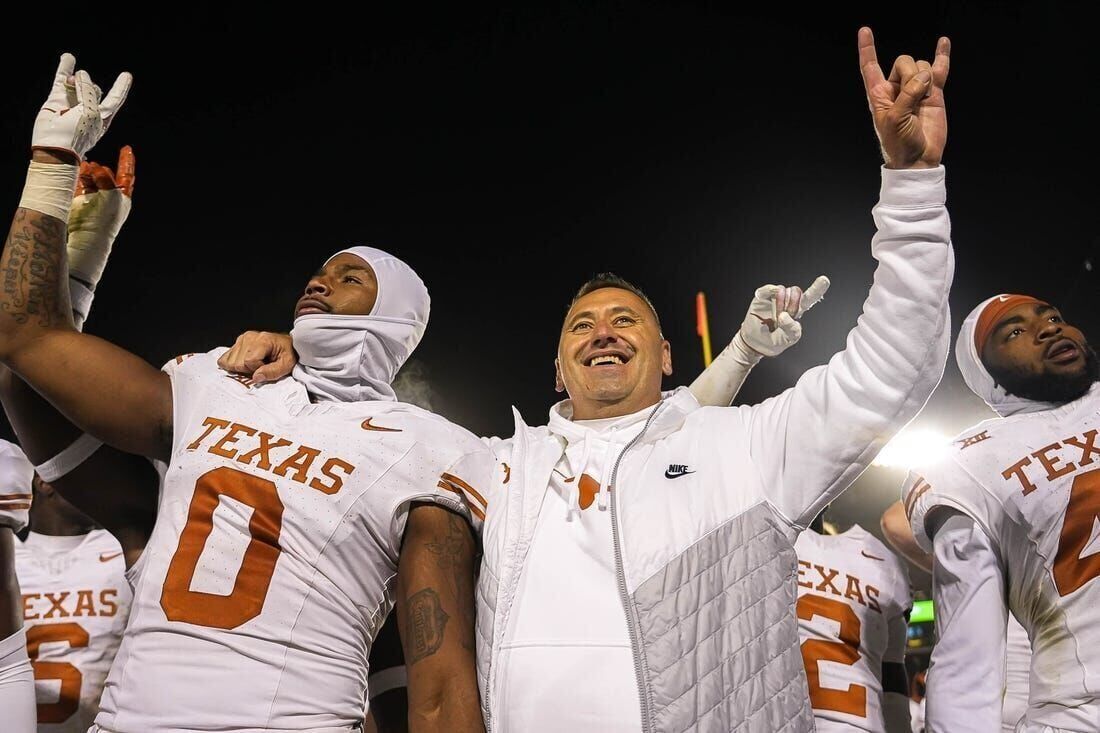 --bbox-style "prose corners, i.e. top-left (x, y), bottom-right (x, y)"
top-left (661, 339), bottom-right (673, 377)
top-left (554, 357), bottom-right (565, 393)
